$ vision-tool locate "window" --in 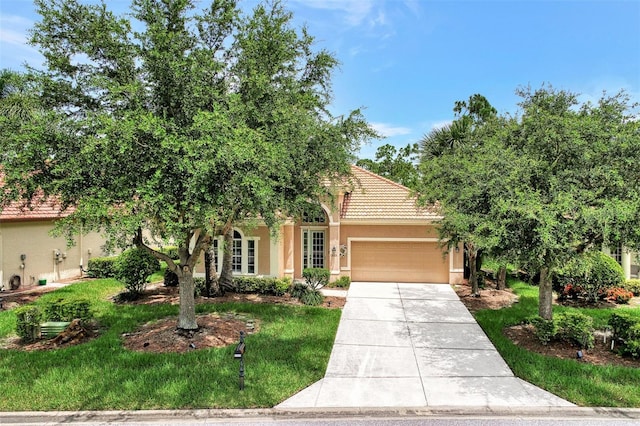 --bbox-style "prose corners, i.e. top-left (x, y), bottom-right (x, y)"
top-left (611, 245), bottom-right (622, 265)
top-left (232, 231), bottom-right (243, 273)
top-left (215, 229), bottom-right (259, 275)
top-left (302, 208), bottom-right (327, 224)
